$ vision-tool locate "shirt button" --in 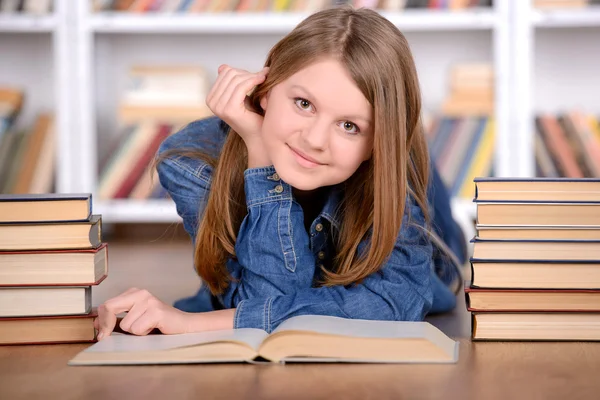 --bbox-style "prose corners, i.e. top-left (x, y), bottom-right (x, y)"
top-left (315, 223), bottom-right (323, 232)
top-left (271, 173), bottom-right (280, 180)
top-left (273, 185), bottom-right (284, 194)
top-left (318, 251), bottom-right (325, 260)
